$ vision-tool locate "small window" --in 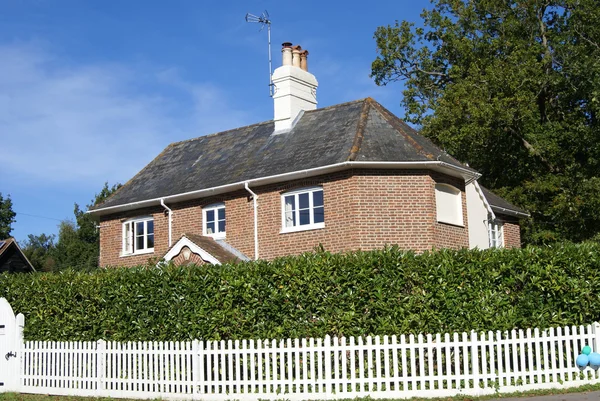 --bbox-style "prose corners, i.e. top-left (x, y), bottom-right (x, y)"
top-left (488, 220), bottom-right (504, 248)
top-left (122, 217), bottom-right (154, 255)
top-left (281, 187), bottom-right (325, 232)
top-left (435, 184), bottom-right (464, 226)
top-left (203, 203), bottom-right (226, 238)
